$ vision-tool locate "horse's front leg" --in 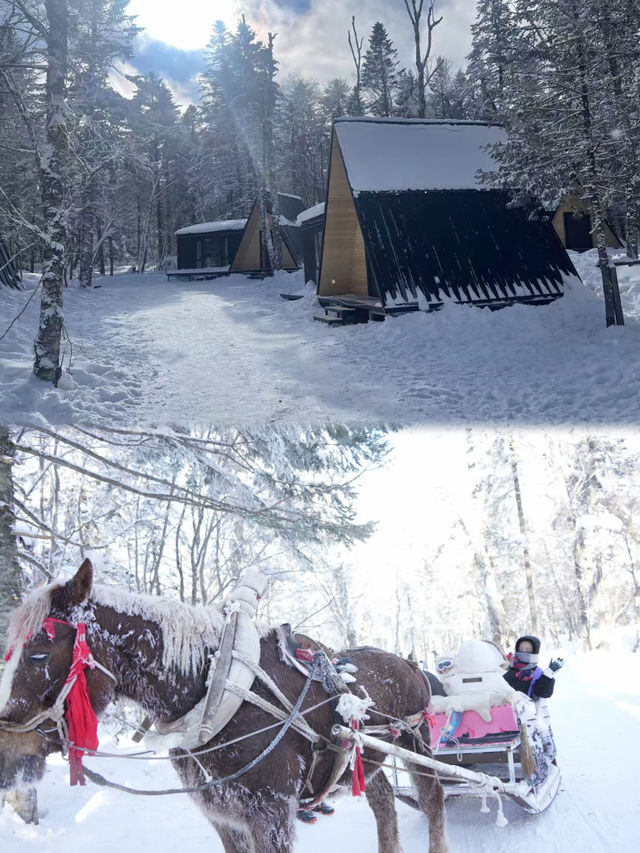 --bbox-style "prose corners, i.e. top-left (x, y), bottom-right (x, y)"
top-left (365, 768), bottom-right (404, 853)
top-left (211, 822), bottom-right (252, 853)
top-left (246, 793), bottom-right (297, 853)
